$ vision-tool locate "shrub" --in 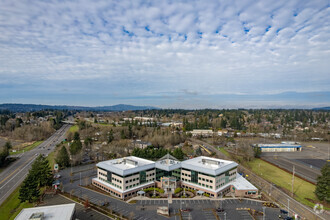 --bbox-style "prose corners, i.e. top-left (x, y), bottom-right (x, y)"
top-left (203, 193), bottom-right (210, 197)
top-left (174, 188), bottom-right (182, 194)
